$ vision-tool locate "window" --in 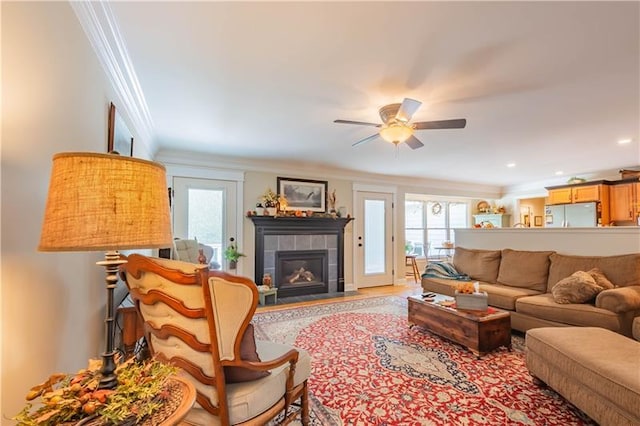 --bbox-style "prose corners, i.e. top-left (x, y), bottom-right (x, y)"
top-left (405, 200), bottom-right (469, 258)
